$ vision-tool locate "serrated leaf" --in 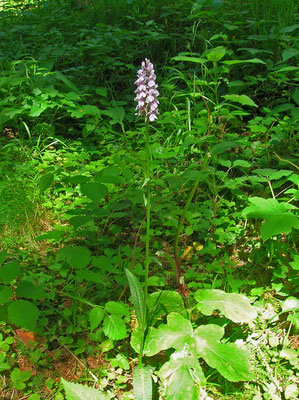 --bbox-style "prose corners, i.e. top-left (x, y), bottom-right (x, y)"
top-left (195, 289), bottom-right (257, 323)
top-left (38, 172), bottom-right (54, 193)
top-left (15, 281), bottom-right (47, 300)
top-left (125, 269), bottom-right (145, 331)
top-left (0, 285), bottom-right (12, 303)
top-left (223, 94), bottom-right (257, 107)
top-left (105, 301), bottom-right (129, 316)
top-left (56, 246), bottom-right (91, 269)
top-left (0, 261), bottom-right (21, 284)
top-left (103, 315), bottom-right (127, 340)
top-left (133, 365), bottom-right (152, 400)
top-left (81, 182), bottom-right (108, 203)
top-left (241, 197), bottom-right (294, 219)
top-left (61, 378), bottom-right (110, 400)
top-left (89, 307), bottom-right (104, 331)
top-left (8, 300), bottom-right (39, 331)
